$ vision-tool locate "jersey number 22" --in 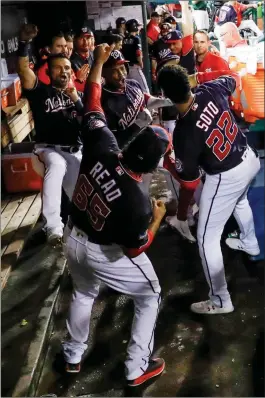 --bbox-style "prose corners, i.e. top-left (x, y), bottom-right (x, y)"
top-left (206, 111), bottom-right (238, 161)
